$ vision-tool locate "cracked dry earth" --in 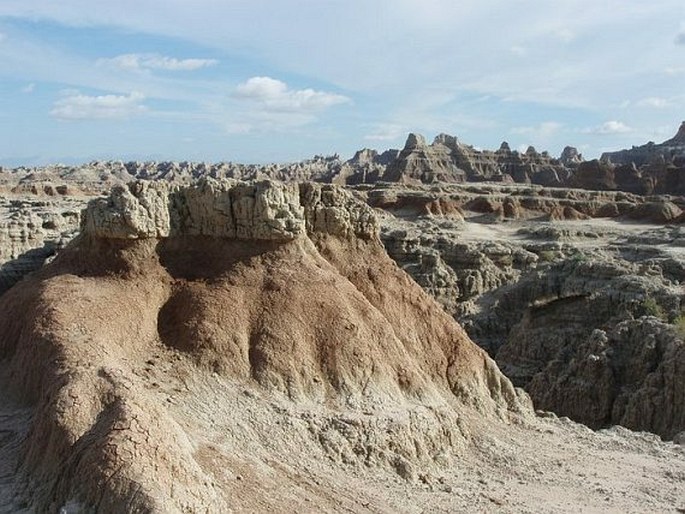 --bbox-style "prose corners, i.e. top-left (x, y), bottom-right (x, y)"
top-left (140, 370), bottom-right (685, 514)
top-left (2, 362), bottom-right (683, 513)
